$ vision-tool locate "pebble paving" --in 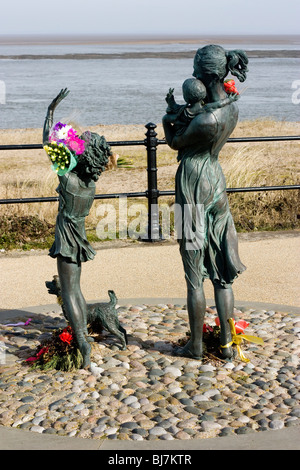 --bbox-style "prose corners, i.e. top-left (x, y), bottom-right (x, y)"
top-left (0, 303), bottom-right (299, 441)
